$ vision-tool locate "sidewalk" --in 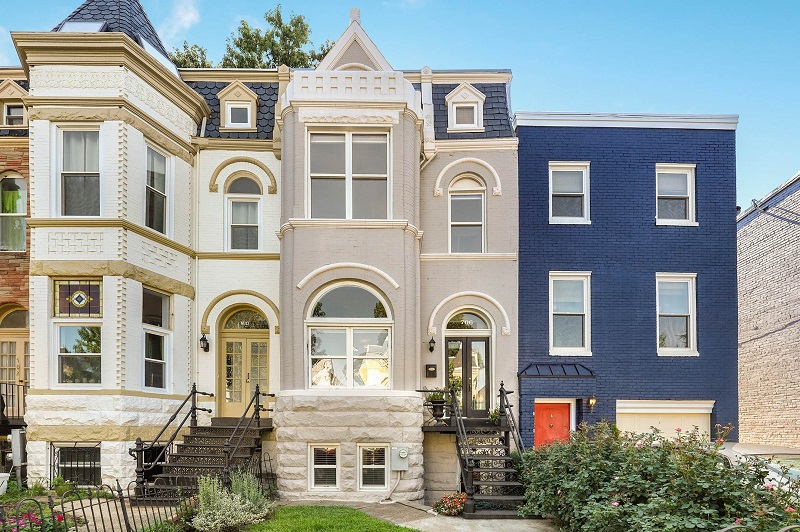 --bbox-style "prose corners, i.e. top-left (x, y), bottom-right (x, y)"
top-left (279, 499), bottom-right (558, 531)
